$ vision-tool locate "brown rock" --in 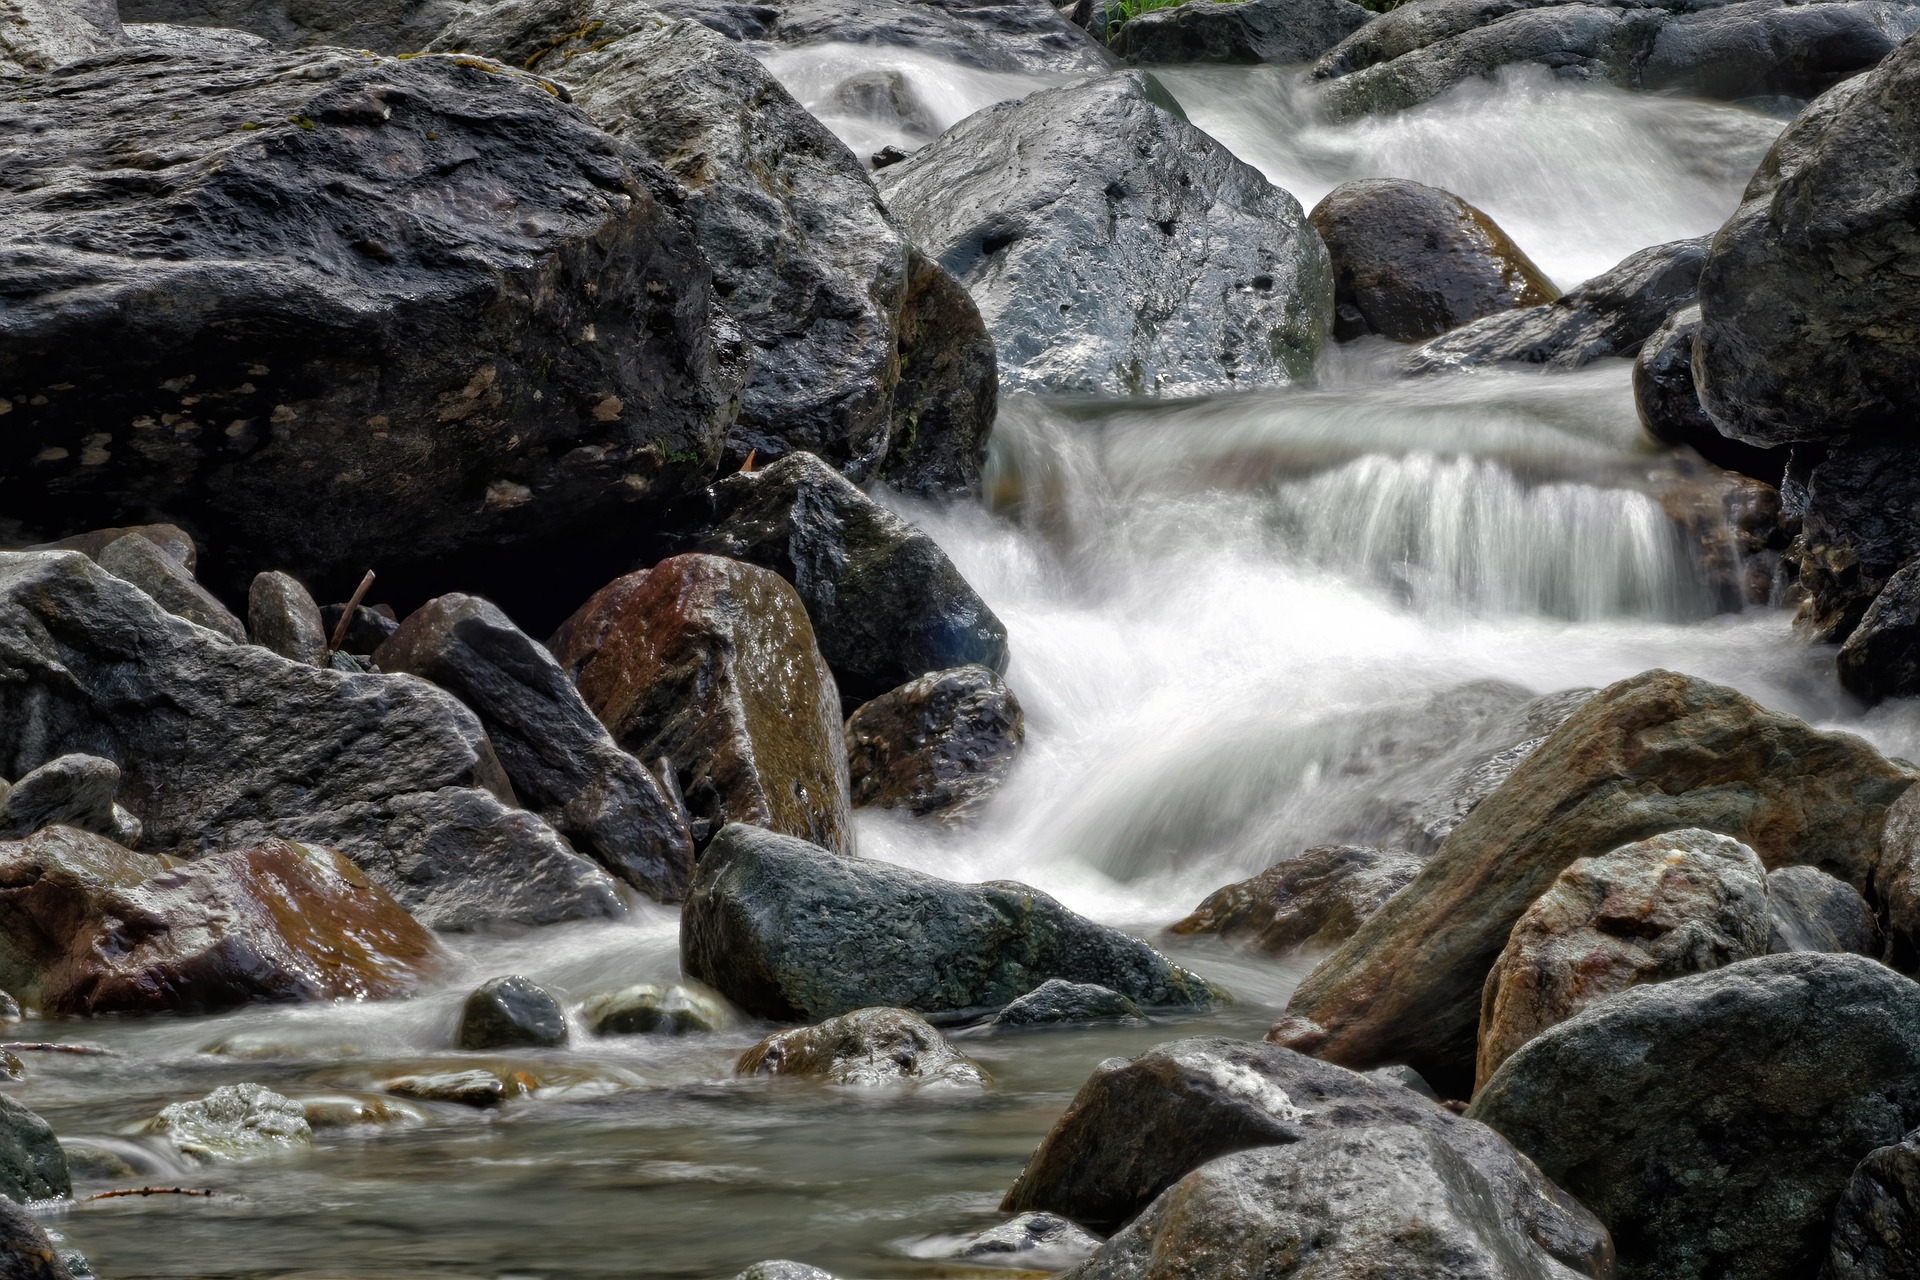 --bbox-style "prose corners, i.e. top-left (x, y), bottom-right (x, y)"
top-left (1308, 178), bottom-right (1557, 344)
top-left (846, 665), bottom-right (1024, 820)
top-left (0, 825), bottom-right (174, 1007)
top-left (551, 554), bottom-right (853, 854)
top-left (1474, 828), bottom-right (1771, 1093)
top-left (1167, 844), bottom-right (1420, 955)
top-left (1282, 668), bottom-right (1915, 1097)
top-left (1869, 785), bottom-right (1920, 972)
top-left (737, 1007), bottom-right (988, 1087)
